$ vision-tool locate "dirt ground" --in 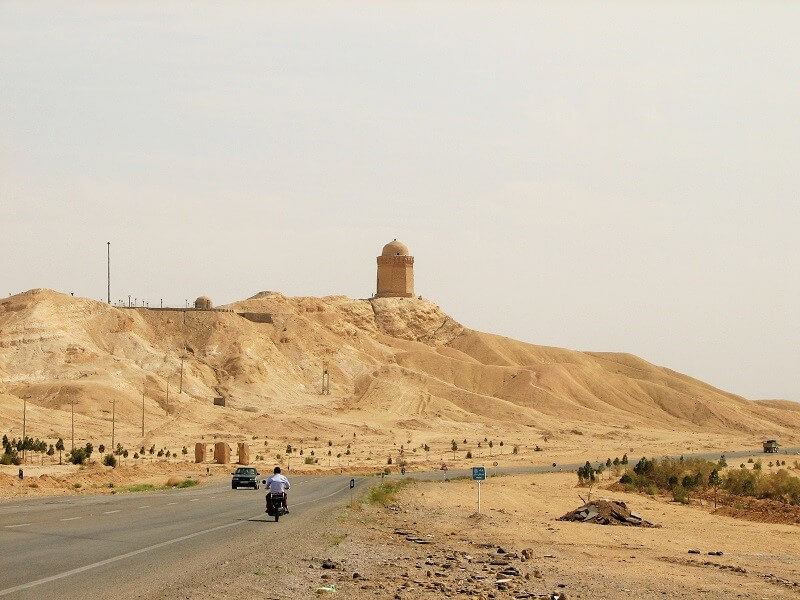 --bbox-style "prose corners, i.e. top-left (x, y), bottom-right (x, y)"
top-left (319, 472), bottom-right (800, 599)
